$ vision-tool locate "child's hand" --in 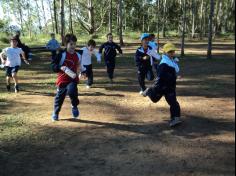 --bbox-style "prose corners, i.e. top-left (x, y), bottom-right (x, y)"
top-left (24, 60), bottom-right (30, 65)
